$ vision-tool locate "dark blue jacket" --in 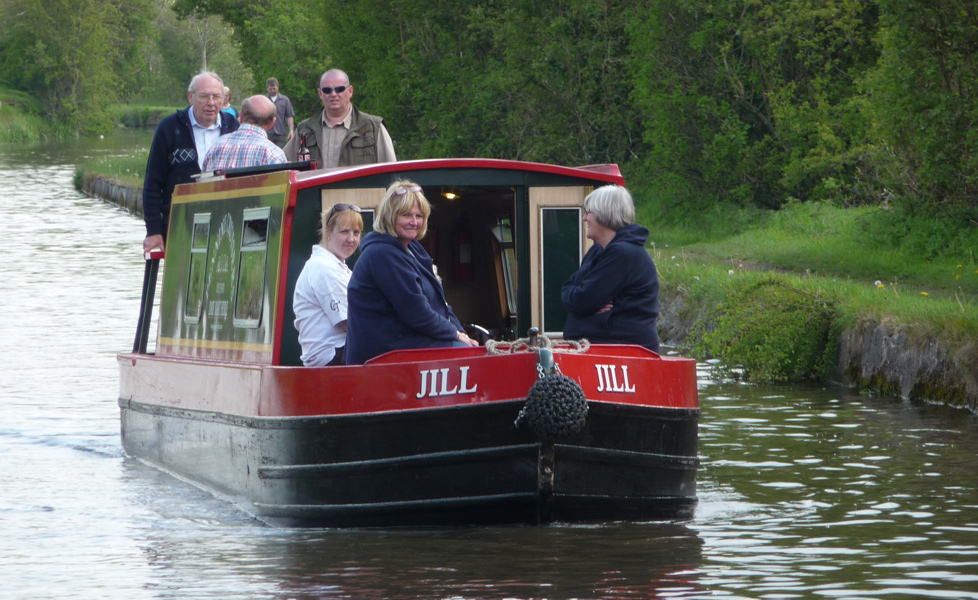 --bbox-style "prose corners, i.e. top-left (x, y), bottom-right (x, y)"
top-left (345, 232), bottom-right (464, 364)
top-left (142, 107), bottom-right (238, 237)
top-left (561, 224), bottom-right (660, 352)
